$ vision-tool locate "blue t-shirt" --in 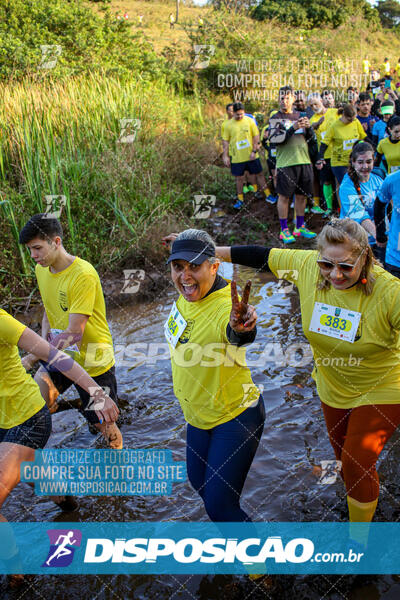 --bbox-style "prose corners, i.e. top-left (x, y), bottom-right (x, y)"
top-left (245, 113), bottom-right (258, 125)
top-left (372, 119), bottom-right (388, 144)
top-left (357, 114), bottom-right (378, 137)
top-left (339, 172), bottom-right (383, 245)
top-left (377, 171), bottom-right (400, 267)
